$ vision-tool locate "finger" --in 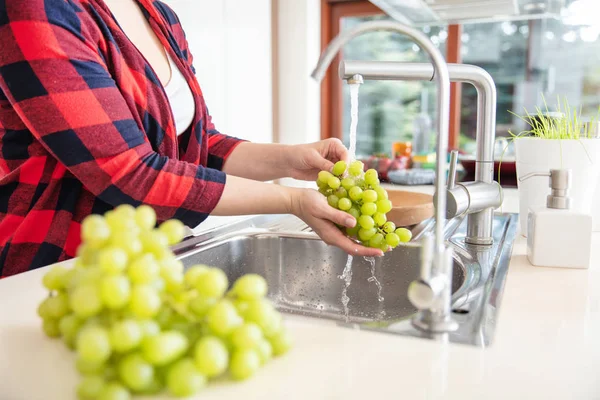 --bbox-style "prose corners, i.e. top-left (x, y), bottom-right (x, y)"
top-left (309, 149), bottom-right (335, 173)
top-left (317, 223), bottom-right (384, 257)
top-left (317, 203), bottom-right (356, 228)
top-left (350, 243), bottom-right (385, 257)
top-left (322, 159), bottom-right (335, 173)
top-left (296, 170), bottom-right (321, 181)
top-left (326, 138), bottom-right (349, 163)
